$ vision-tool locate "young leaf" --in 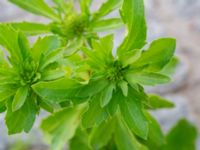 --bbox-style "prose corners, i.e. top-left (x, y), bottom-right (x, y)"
top-left (5, 97), bottom-right (37, 134)
top-left (79, 0), bottom-right (92, 15)
top-left (161, 119), bottom-right (198, 150)
top-left (115, 117), bottom-right (148, 150)
top-left (10, 22), bottom-right (50, 35)
top-left (117, 0), bottom-right (146, 54)
top-left (160, 57), bottom-right (179, 76)
top-left (133, 38), bottom-right (176, 72)
top-left (31, 35), bottom-right (61, 63)
top-left (120, 89), bottom-right (149, 139)
top-left (126, 72), bottom-right (171, 86)
top-left (147, 94), bottom-right (175, 109)
top-left (120, 49), bottom-right (141, 67)
top-left (118, 80), bottom-right (128, 97)
top-left (12, 86), bottom-right (29, 111)
top-left (100, 84), bottom-right (115, 107)
top-left (8, 0), bottom-right (60, 21)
